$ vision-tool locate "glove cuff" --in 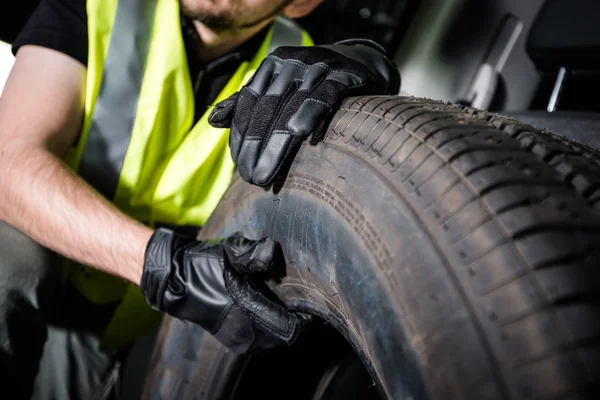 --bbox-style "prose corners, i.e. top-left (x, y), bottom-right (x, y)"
top-left (140, 227), bottom-right (175, 310)
top-left (333, 38), bottom-right (388, 55)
